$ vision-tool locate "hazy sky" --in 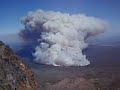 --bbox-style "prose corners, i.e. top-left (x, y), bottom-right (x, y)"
top-left (0, 0), bottom-right (120, 35)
